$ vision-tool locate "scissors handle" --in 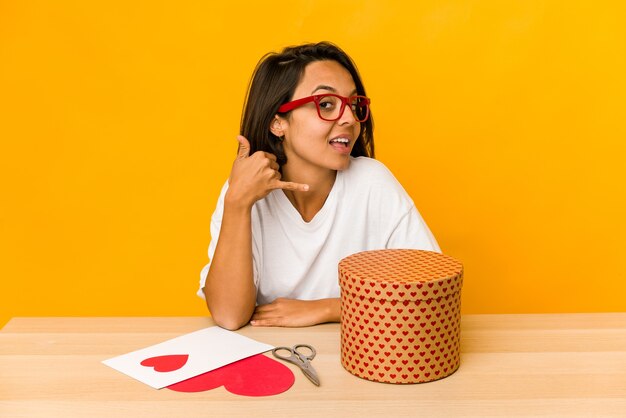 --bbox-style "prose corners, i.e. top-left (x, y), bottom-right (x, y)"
top-left (292, 344), bottom-right (316, 361)
top-left (272, 344), bottom-right (316, 362)
top-left (272, 346), bottom-right (296, 361)
top-left (271, 344), bottom-right (320, 386)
